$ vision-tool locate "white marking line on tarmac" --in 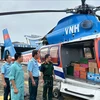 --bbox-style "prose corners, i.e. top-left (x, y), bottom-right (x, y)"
top-left (24, 81), bottom-right (28, 85)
